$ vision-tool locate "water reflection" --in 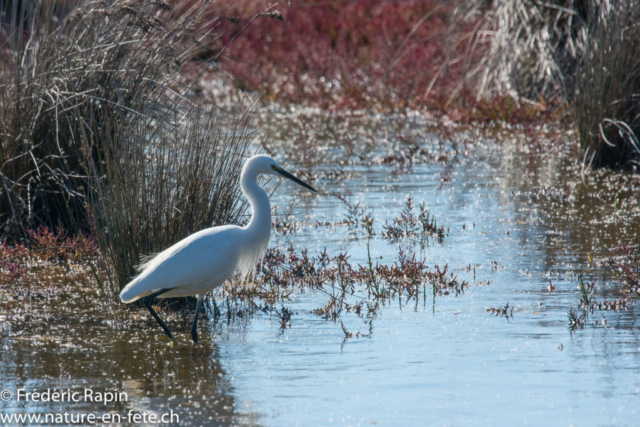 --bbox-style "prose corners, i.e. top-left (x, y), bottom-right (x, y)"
top-left (0, 296), bottom-right (259, 426)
